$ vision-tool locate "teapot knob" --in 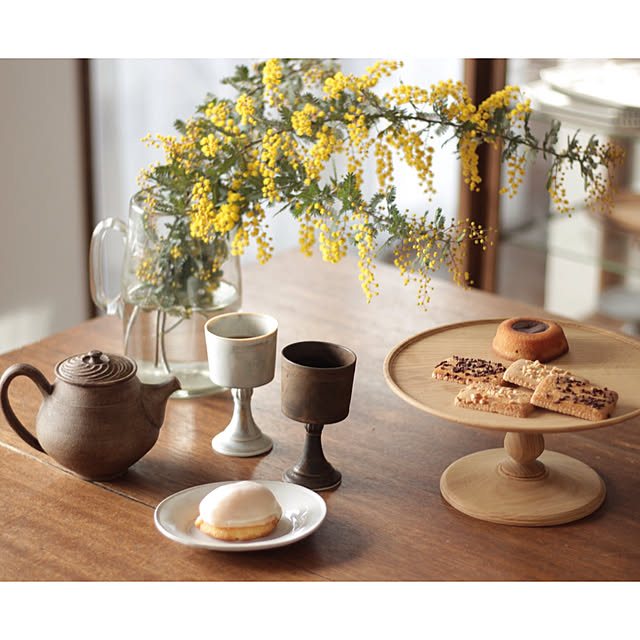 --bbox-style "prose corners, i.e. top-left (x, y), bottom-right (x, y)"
top-left (84, 350), bottom-right (108, 365)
